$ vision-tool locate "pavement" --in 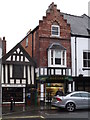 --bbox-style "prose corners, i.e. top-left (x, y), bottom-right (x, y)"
top-left (1, 103), bottom-right (57, 120)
